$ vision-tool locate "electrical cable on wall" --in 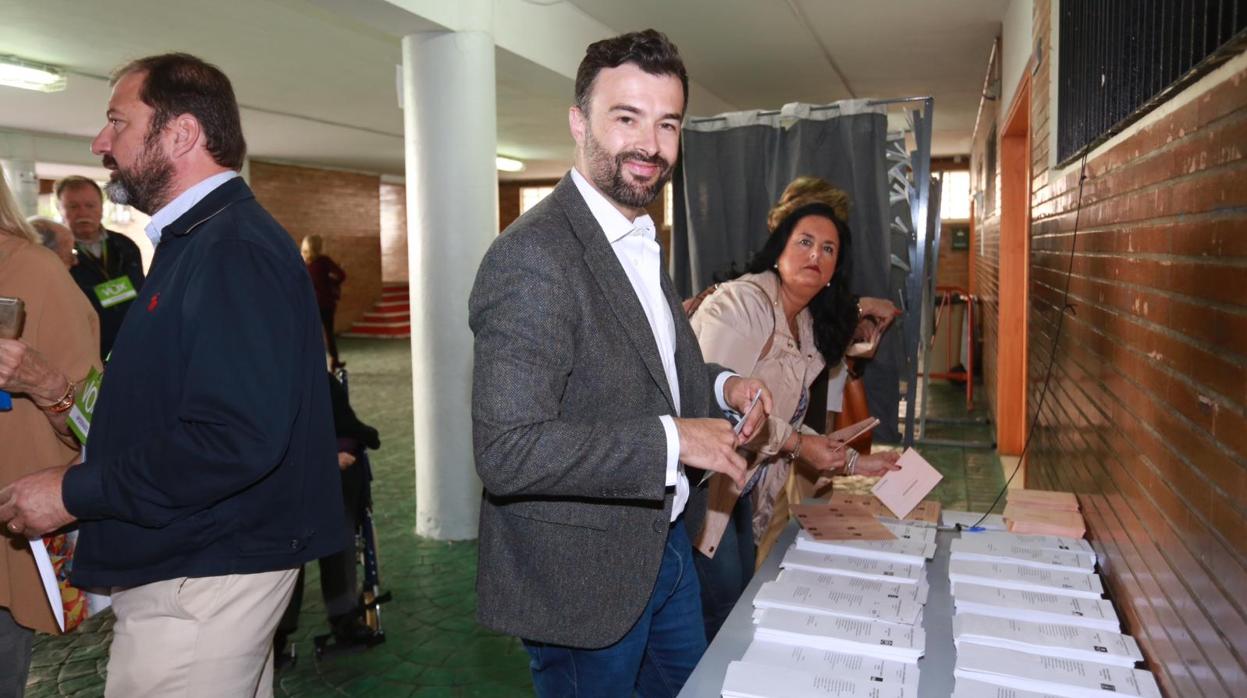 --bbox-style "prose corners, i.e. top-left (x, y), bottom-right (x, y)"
top-left (967, 150), bottom-right (1090, 530)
